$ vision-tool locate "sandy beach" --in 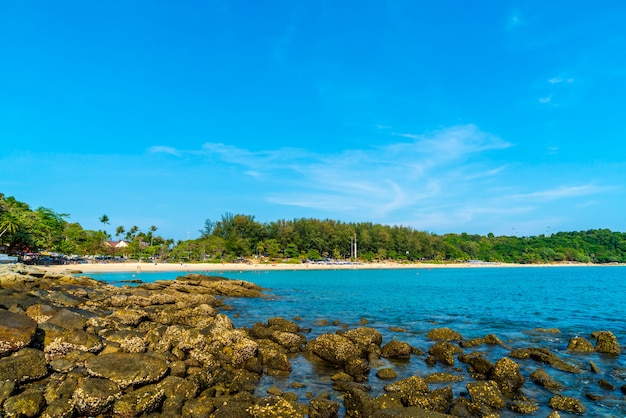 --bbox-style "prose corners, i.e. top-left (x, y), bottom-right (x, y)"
top-left (40, 260), bottom-right (595, 274)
